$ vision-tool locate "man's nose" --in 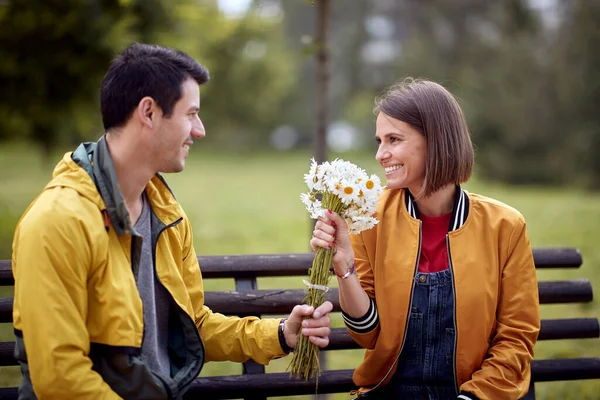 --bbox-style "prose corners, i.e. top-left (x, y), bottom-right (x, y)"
top-left (192, 116), bottom-right (205, 139)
